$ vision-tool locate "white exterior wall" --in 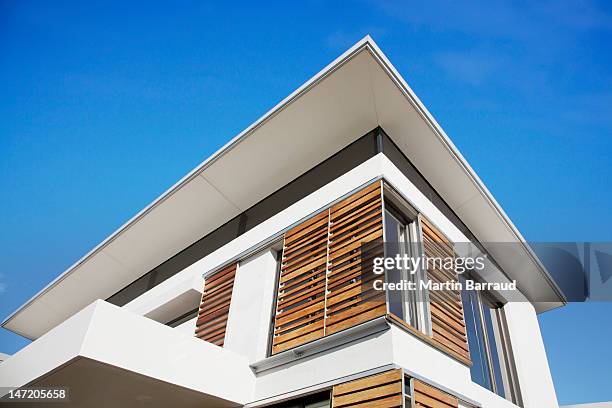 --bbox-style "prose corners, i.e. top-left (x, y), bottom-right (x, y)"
top-left (224, 249), bottom-right (278, 362)
top-left (123, 271), bottom-right (203, 319)
top-left (253, 330), bottom-right (395, 402)
top-left (3, 153), bottom-right (559, 408)
top-left (391, 326), bottom-right (518, 408)
top-left (0, 301), bottom-right (96, 388)
top-left (504, 302), bottom-right (559, 407)
top-left (175, 316), bottom-right (198, 335)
